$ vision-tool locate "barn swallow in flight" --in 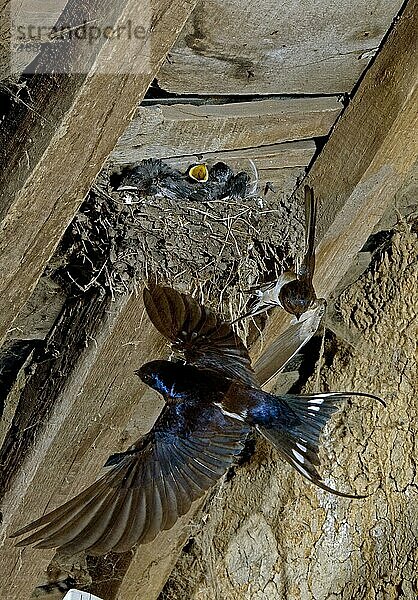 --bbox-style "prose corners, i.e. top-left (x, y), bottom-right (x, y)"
top-left (237, 185), bottom-right (321, 321)
top-left (11, 285), bottom-right (384, 555)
